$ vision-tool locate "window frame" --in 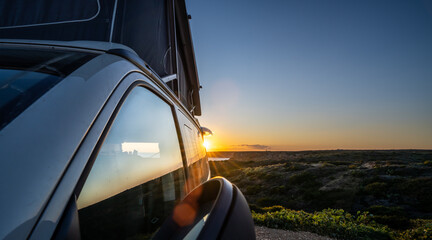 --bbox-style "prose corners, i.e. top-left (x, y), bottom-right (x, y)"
top-left (73, 81), bottom-right (190, 199)
top-left (52, 80), bottom-right (193, 239)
